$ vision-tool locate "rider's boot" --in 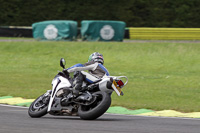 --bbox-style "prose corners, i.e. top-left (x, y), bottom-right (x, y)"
top-left (72, 71), bottom-right (84, 98)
